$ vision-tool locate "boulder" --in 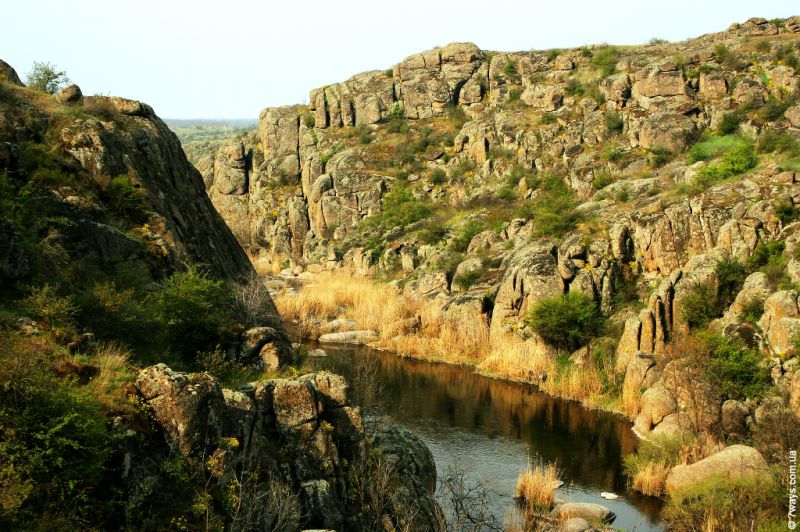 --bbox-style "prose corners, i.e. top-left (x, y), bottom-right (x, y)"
top-left (0, 59), bottom-right (22, 85)
top-left (664, 445), bottom-right (769, 496)
top-left (552, 502), bottom-right (614, 522)
top-left (318, 330), bottom-right (379, 344)
top-left (721, 399), bottom-right (751, 436)
top-left (560, 517), bottom-right (593, 532)
top-left (634, 386), bottom-right (677, 435)
top-left (56, 84), bottom-right (83, 105)
top-left (135, 364), bottom-right (224, 455)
